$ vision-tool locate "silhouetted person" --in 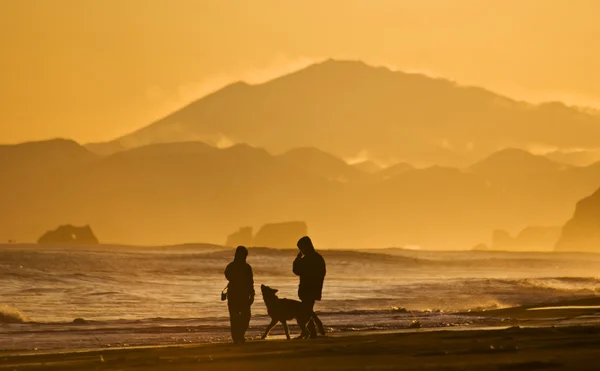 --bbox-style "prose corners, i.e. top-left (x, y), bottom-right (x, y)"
top-left (225, 246), bottom-right (255, 344)
top-left (293, 236), bottom-right (326, 338)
